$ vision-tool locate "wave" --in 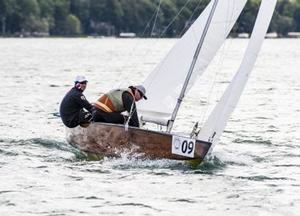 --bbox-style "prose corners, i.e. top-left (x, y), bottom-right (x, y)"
top-left (236, 175), bottom-right (291, 181)
top-left (190, 155), bottom-right (227, 173)
top-left (233, 137), bottom-right (272, 145)
top-left (113, 202), bottom-right (161, 212)
top-left (0, 138), bottom-right (244, 173)
top-left (0, 137), bottom-right (88, 161)
top-left (169, 198), bottom-right (196, 203)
